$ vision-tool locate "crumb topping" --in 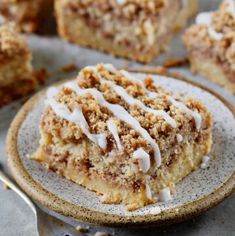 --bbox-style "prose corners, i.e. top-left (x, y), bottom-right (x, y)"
top-left (0, 24), bottom-right (27, 56)
top-left (41, 64), bottom-right (212, 171)
top-left (184, 1), bottom-right (235, 43)
top-left (64, 0), bottom-right (166, 11)
top-left (213, 0), bottom-right (235, 33)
